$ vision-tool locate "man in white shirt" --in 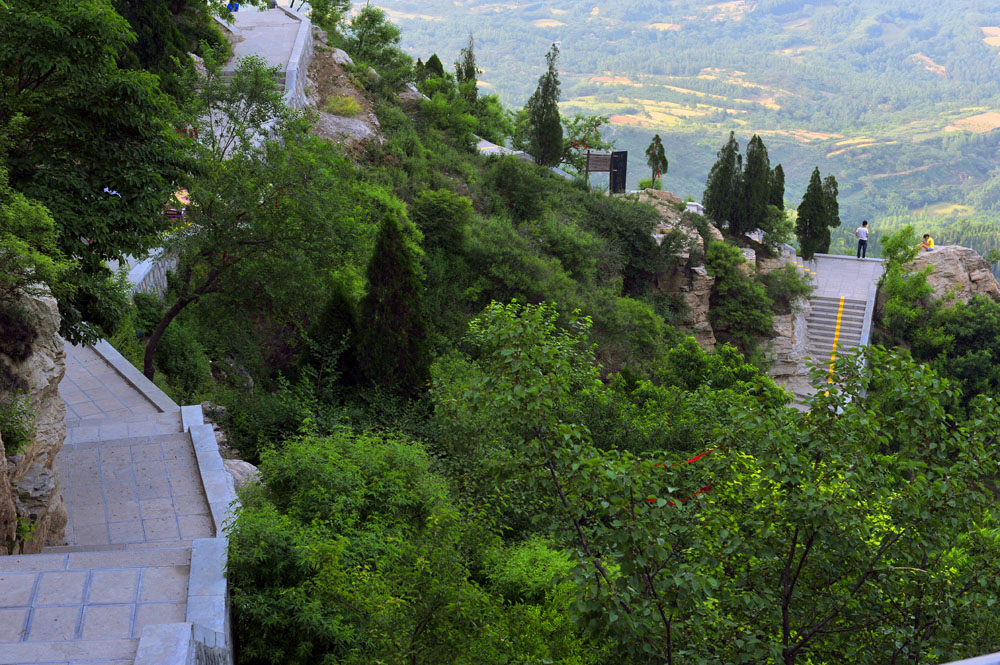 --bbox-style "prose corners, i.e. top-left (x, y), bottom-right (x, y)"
top-left (856, 220), bottom-right (869, 259)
